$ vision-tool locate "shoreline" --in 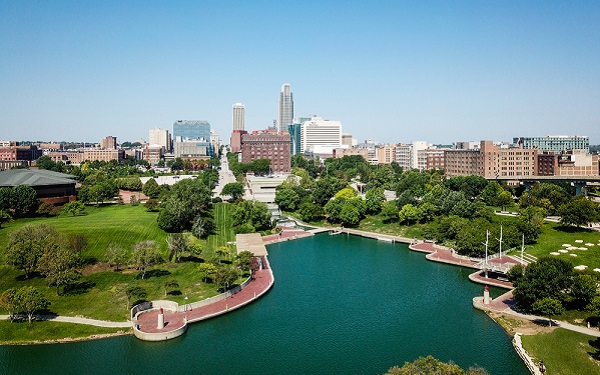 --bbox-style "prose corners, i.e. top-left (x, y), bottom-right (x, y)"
top-left (0, 329), bottom-right (132, 346)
